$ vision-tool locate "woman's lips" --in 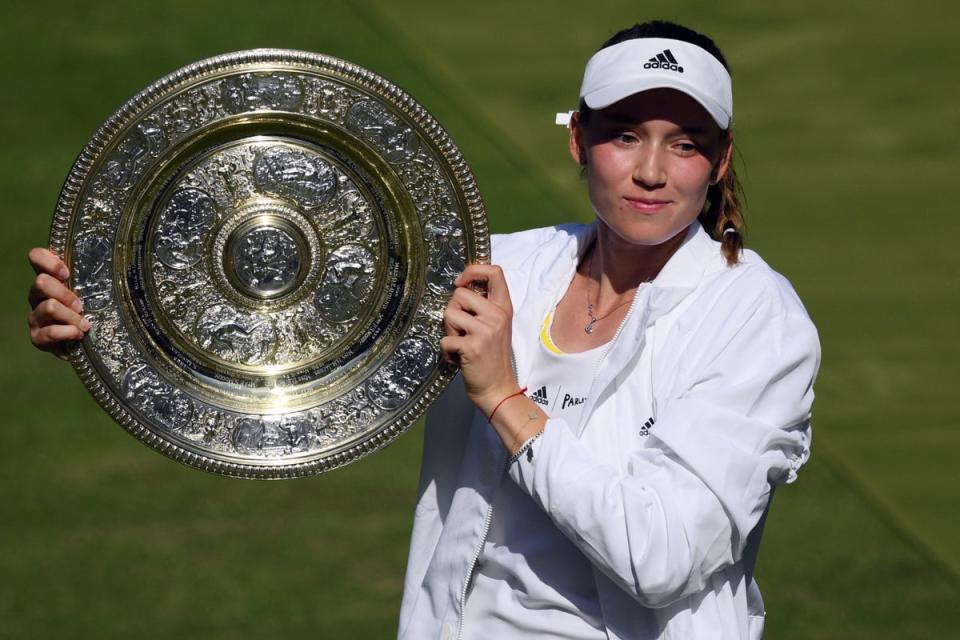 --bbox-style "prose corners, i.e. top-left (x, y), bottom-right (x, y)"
top-left (624, 197), bottom-right (671, 213)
